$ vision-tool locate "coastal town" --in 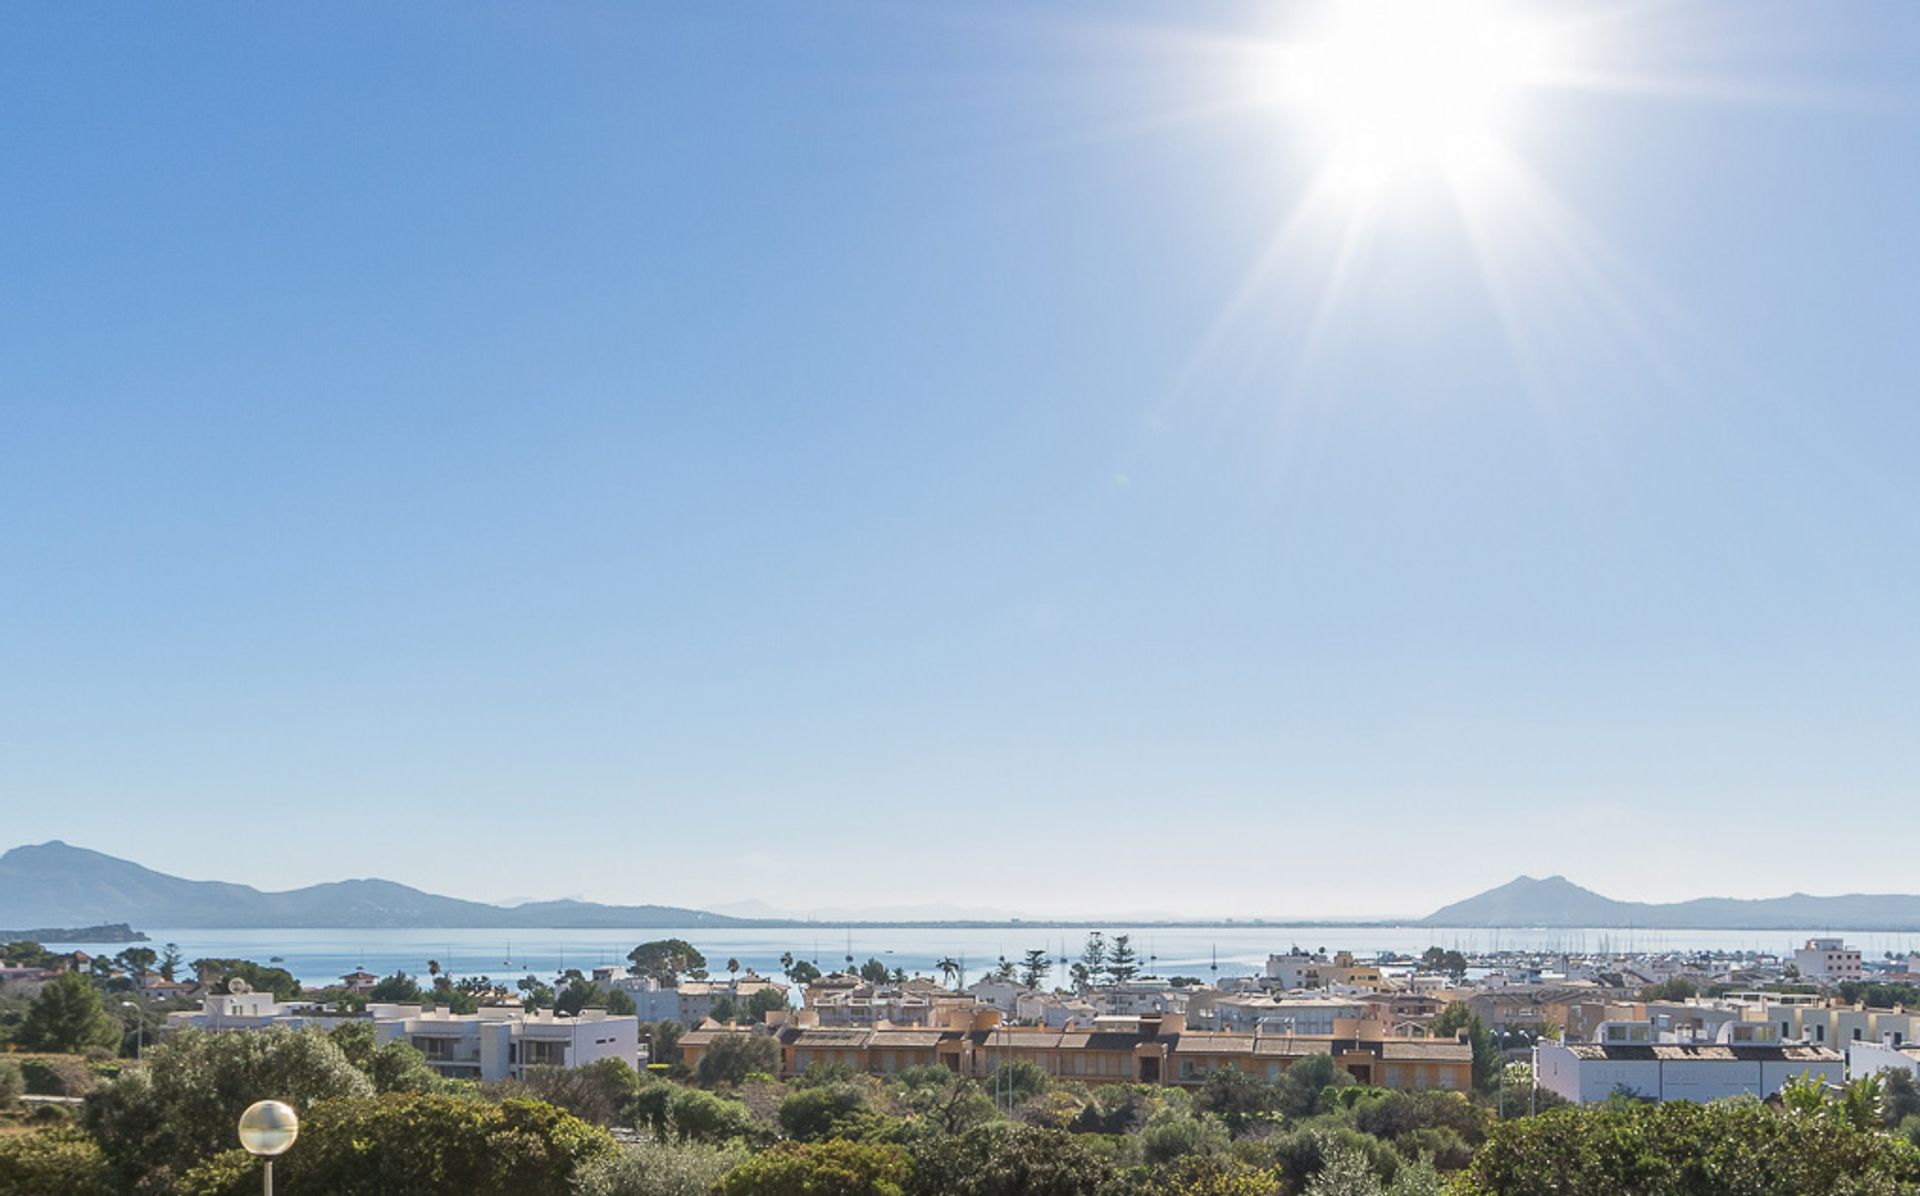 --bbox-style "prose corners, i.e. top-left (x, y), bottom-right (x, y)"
top-left (9, 920), bottom-right (1920, 1191)
top-left (10, 931), bottom-right (1920, 1106)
